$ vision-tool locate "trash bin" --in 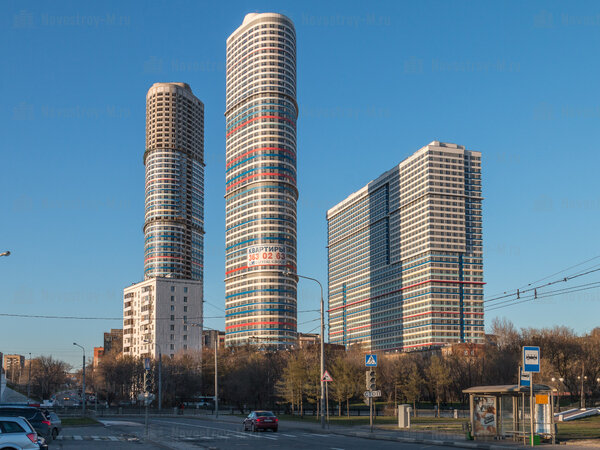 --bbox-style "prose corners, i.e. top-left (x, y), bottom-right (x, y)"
top-left (398, 405), bottom-right (411, 428)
